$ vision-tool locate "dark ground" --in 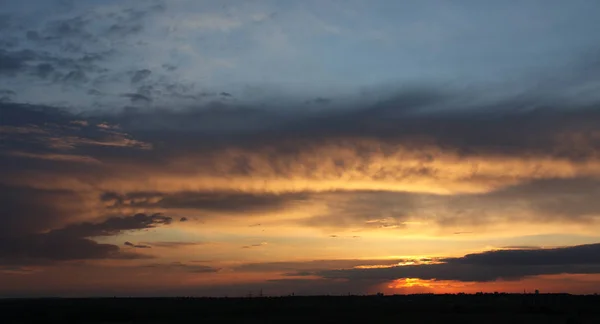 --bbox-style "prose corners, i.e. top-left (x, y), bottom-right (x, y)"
top-left (1, 293), bottom-right (599, 323)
